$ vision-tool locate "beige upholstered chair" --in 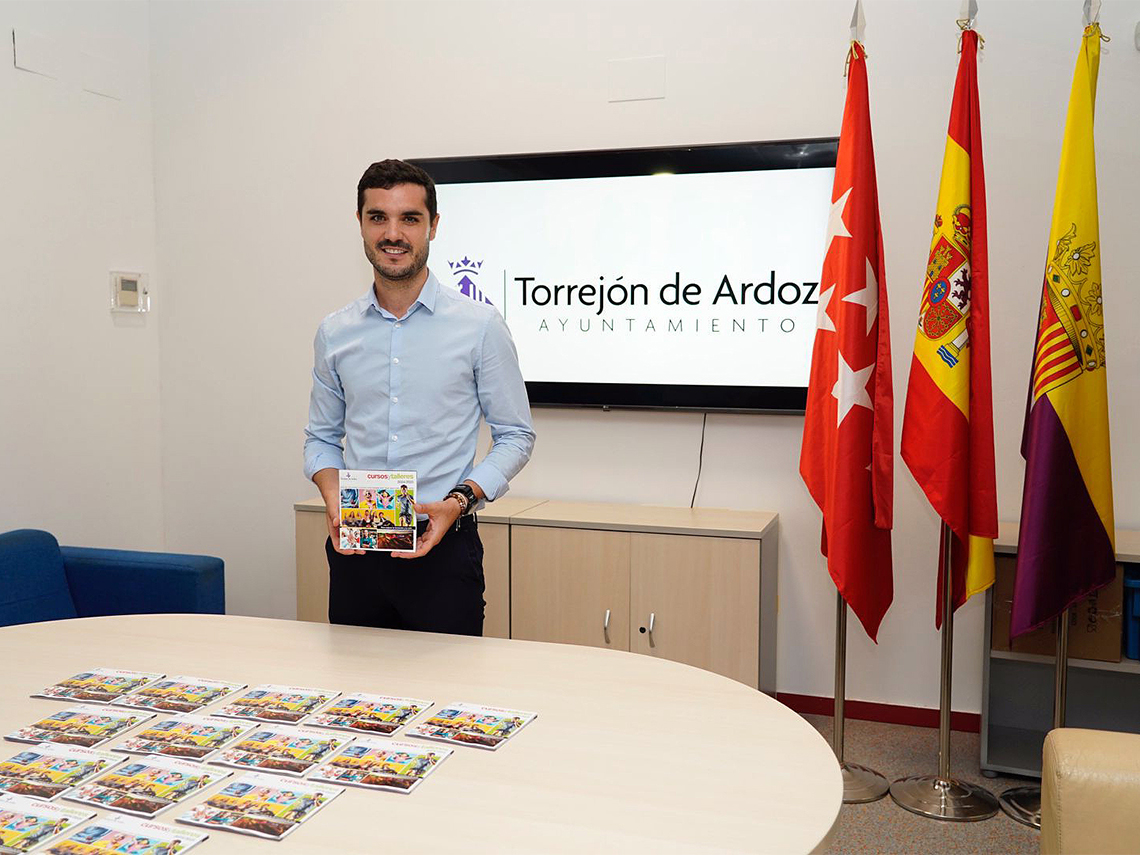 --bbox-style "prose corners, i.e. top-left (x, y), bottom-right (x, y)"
top-left (1040, 728), bottom-right (1140, 854)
